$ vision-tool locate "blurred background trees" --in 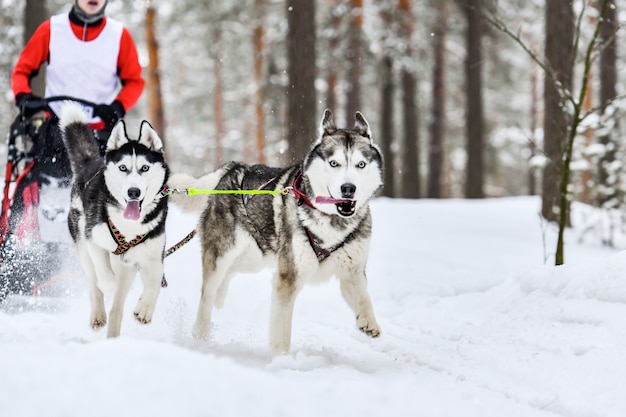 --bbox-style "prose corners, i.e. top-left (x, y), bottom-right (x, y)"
top-left (0, 0), bottom-right (625, 216)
